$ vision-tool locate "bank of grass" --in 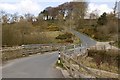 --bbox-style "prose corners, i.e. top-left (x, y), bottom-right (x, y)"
top-left (77, 50), bottom-right (119, 73)
top-left (25, 31), bottom-right (63, 44)
top-left (2, 47), bottom-right (58, 63)
top-left (2, 49), bottom-right (28, 63)
top-left (78, 57), bottom-right (118, 73)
